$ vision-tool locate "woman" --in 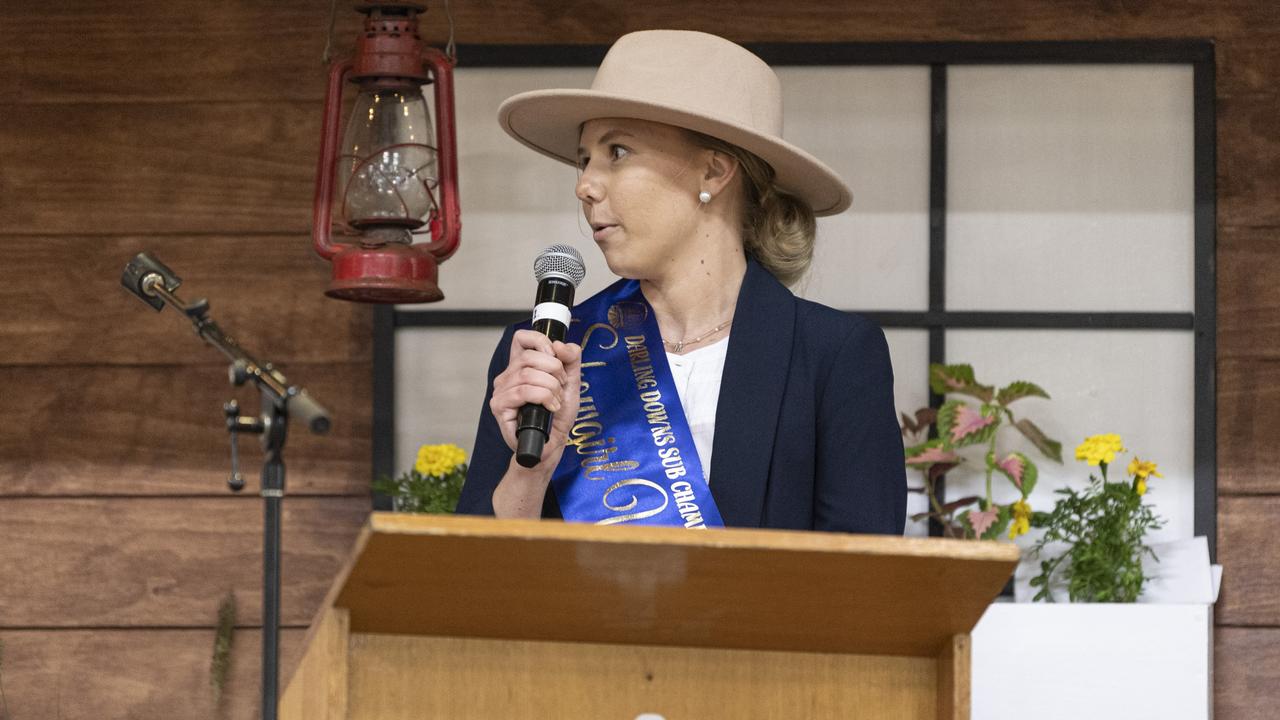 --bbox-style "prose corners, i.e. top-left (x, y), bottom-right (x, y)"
top-left (456, 30), bottom-right (906, 533)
